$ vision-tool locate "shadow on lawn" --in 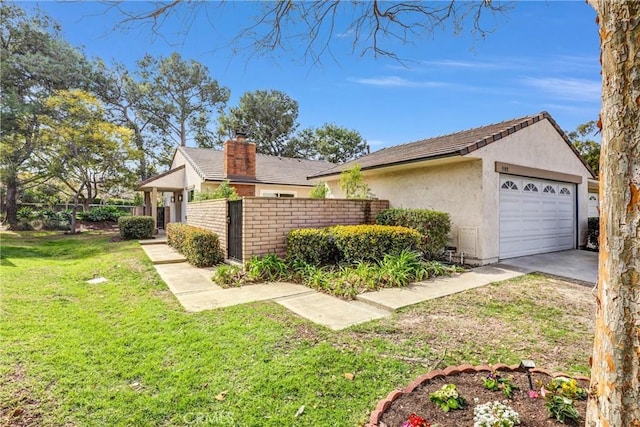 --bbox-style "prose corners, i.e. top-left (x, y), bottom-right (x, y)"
top-left (0, 231), bottom-right (125, 265)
